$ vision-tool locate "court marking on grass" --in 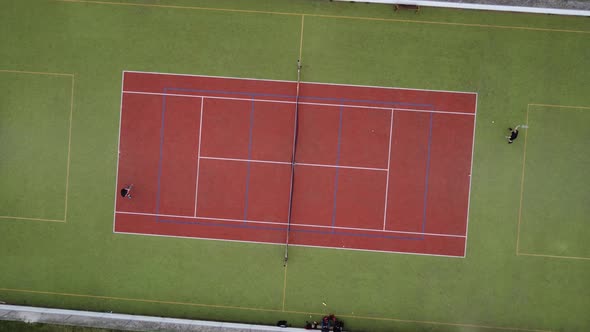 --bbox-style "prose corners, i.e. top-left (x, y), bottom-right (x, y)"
top-left (516, 103), bottom-right (590, 261)
top-left (0, 287), bottom-right (554, 332)
top-left (56, 0), bottom-right (590, 35)
top-left (382, 109), bottom-right (394, 230)
top-left (299, 15), bottom-right (305, 61)
top-left (192, 97), bottom-right (204, 218)
top-left (0, 69), bottom-right (75, 223)
top-left (116, 72), bottom-right (473, 257)
top-left (281, 264), bottom-right (288, 311)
